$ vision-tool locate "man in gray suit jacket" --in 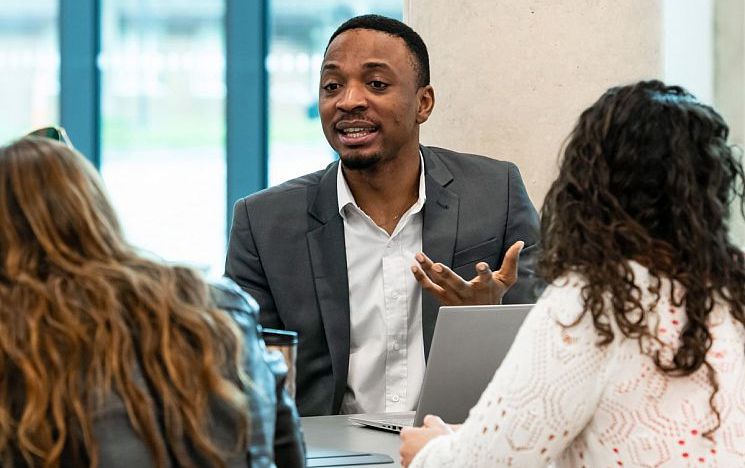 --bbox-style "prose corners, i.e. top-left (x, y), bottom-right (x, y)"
top-left (226, 15), bottom-right (541, 416)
